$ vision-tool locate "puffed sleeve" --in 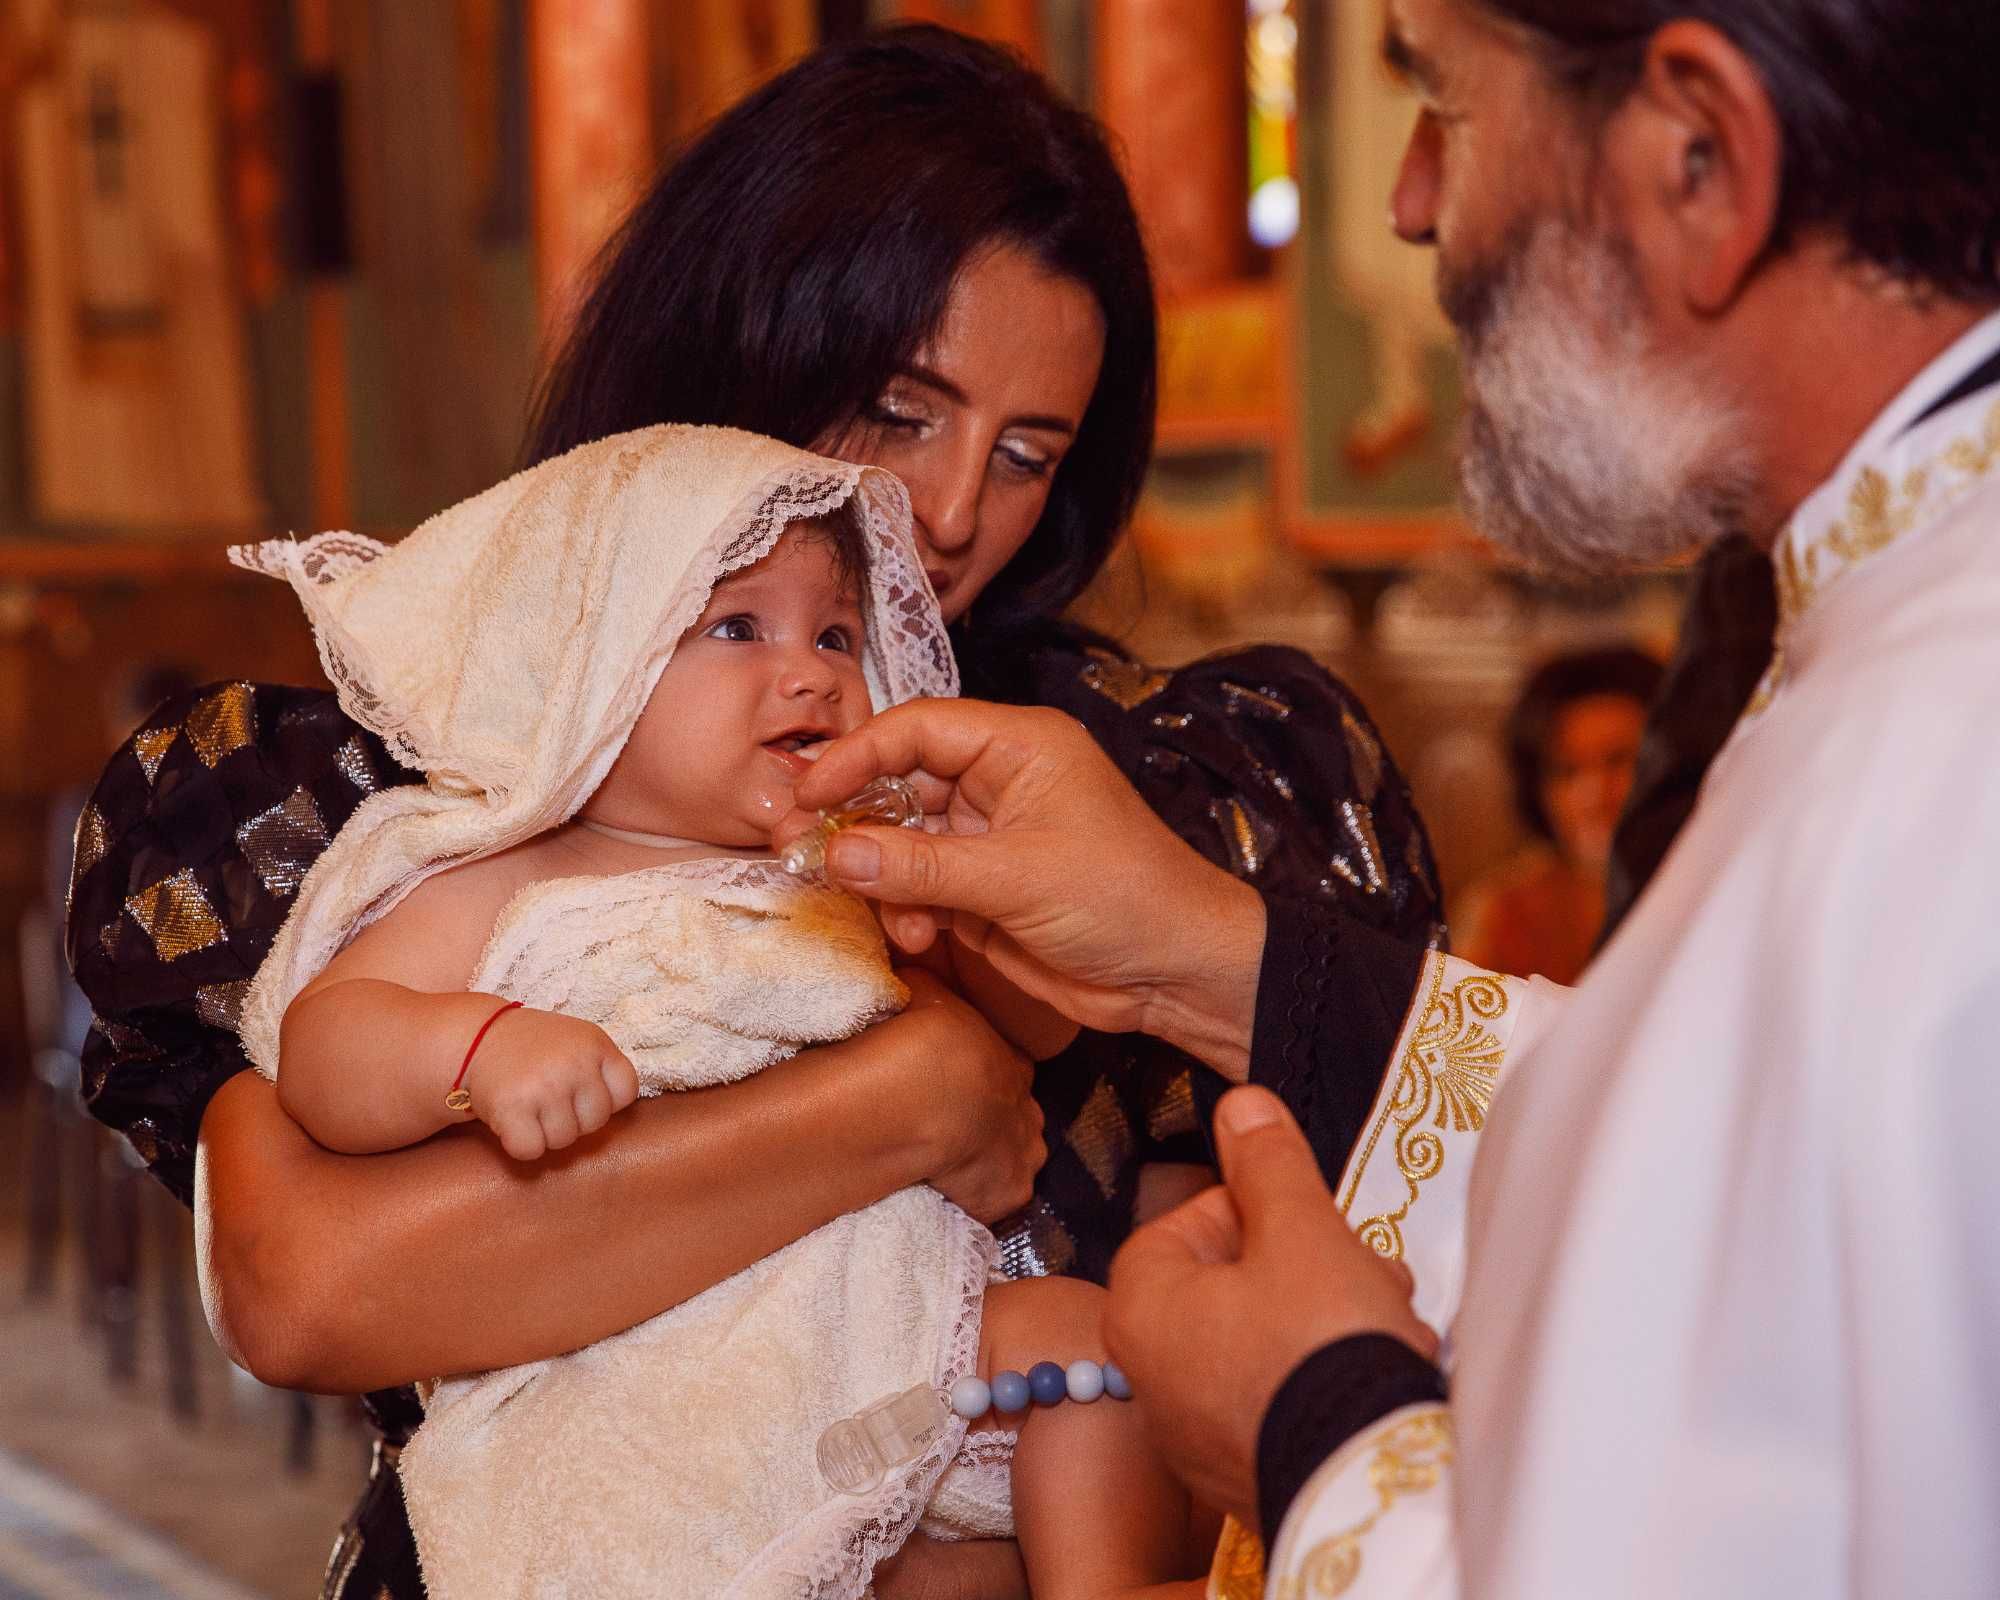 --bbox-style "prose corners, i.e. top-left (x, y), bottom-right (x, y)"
top-left (65, 681), bottom-right (407, 1204)
top-left (1007, 637), bottom-right (1447, 1282)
